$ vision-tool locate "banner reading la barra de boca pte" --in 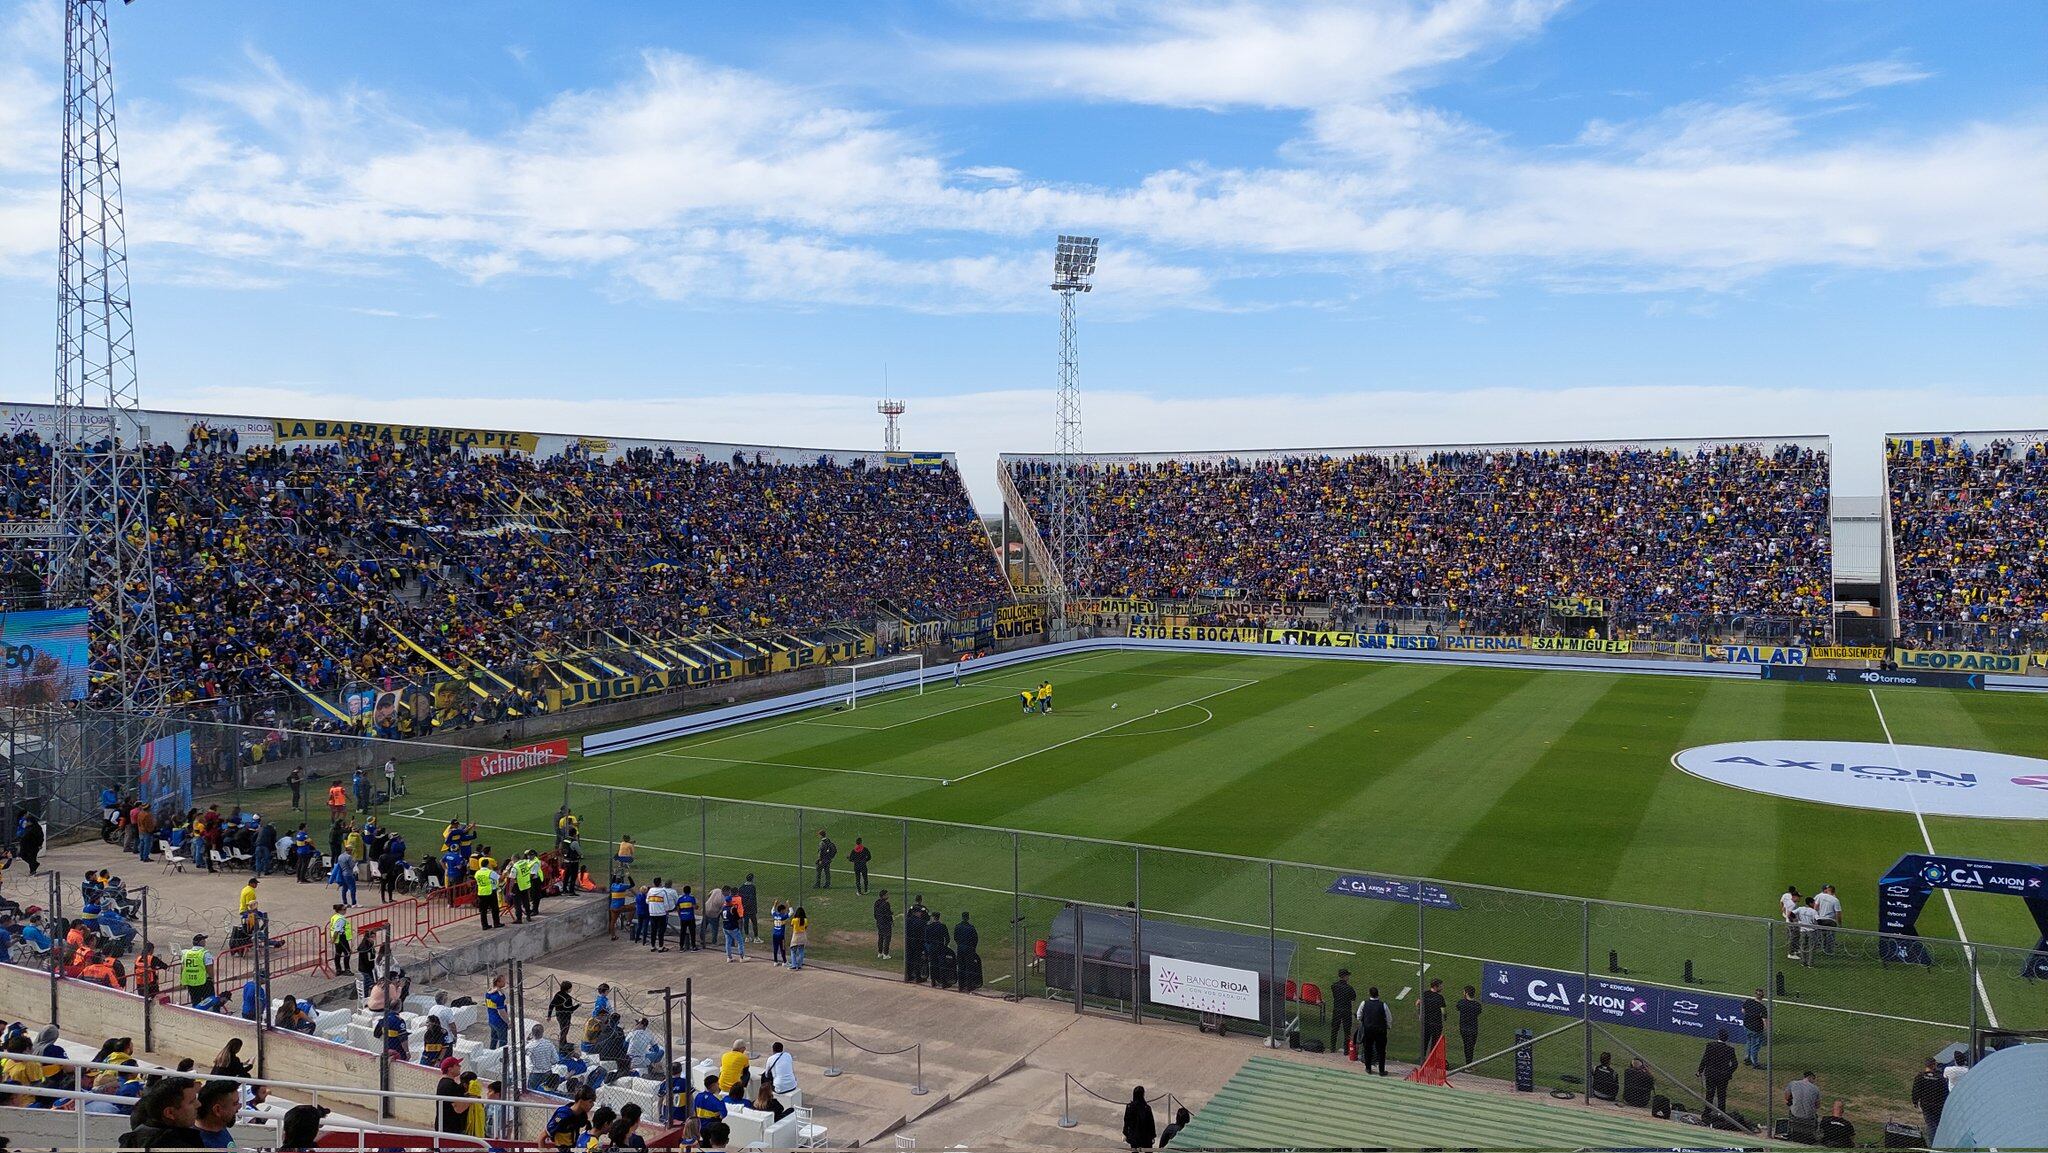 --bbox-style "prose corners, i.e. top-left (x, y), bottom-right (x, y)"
top-left (1891, 649), bottom-right (2026, 674)
top-left (461, 739), bottom-right (571, 783)
top-left (273, 418), bottom-right (540, 453)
